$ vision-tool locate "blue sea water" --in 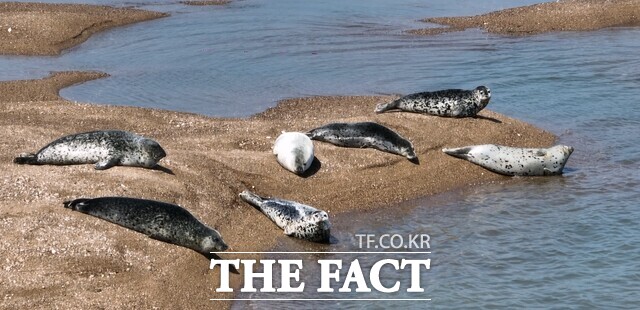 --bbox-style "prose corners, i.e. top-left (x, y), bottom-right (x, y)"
top-left (2, 0), bottom-right (639, 308)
